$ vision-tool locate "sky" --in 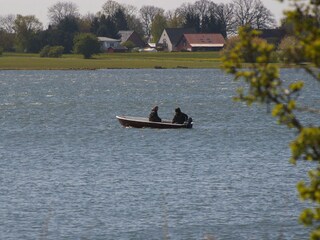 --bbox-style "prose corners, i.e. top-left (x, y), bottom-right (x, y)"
top-left (0, 0), bottom-right (291, 27)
